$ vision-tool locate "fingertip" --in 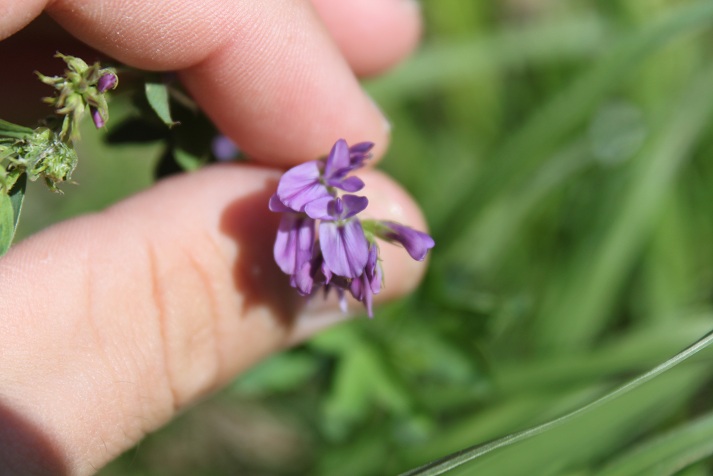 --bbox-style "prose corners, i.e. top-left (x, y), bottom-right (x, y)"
top-left (0, 0), bottom-right (47, 40)
top-left (311, 0), bottom-right (423, 77)
top-left (180, 49), bottom-right (392, 167)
